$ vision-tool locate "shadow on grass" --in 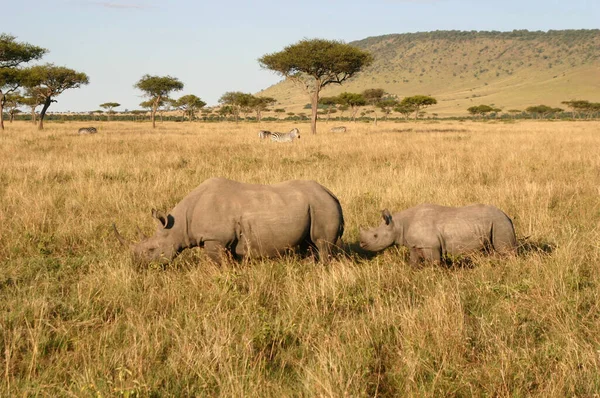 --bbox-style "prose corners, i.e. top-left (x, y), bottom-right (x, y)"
top-left (517, 237), bottom-right (555, 256)
top-left (337, 241), bottom-right (379, 261)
